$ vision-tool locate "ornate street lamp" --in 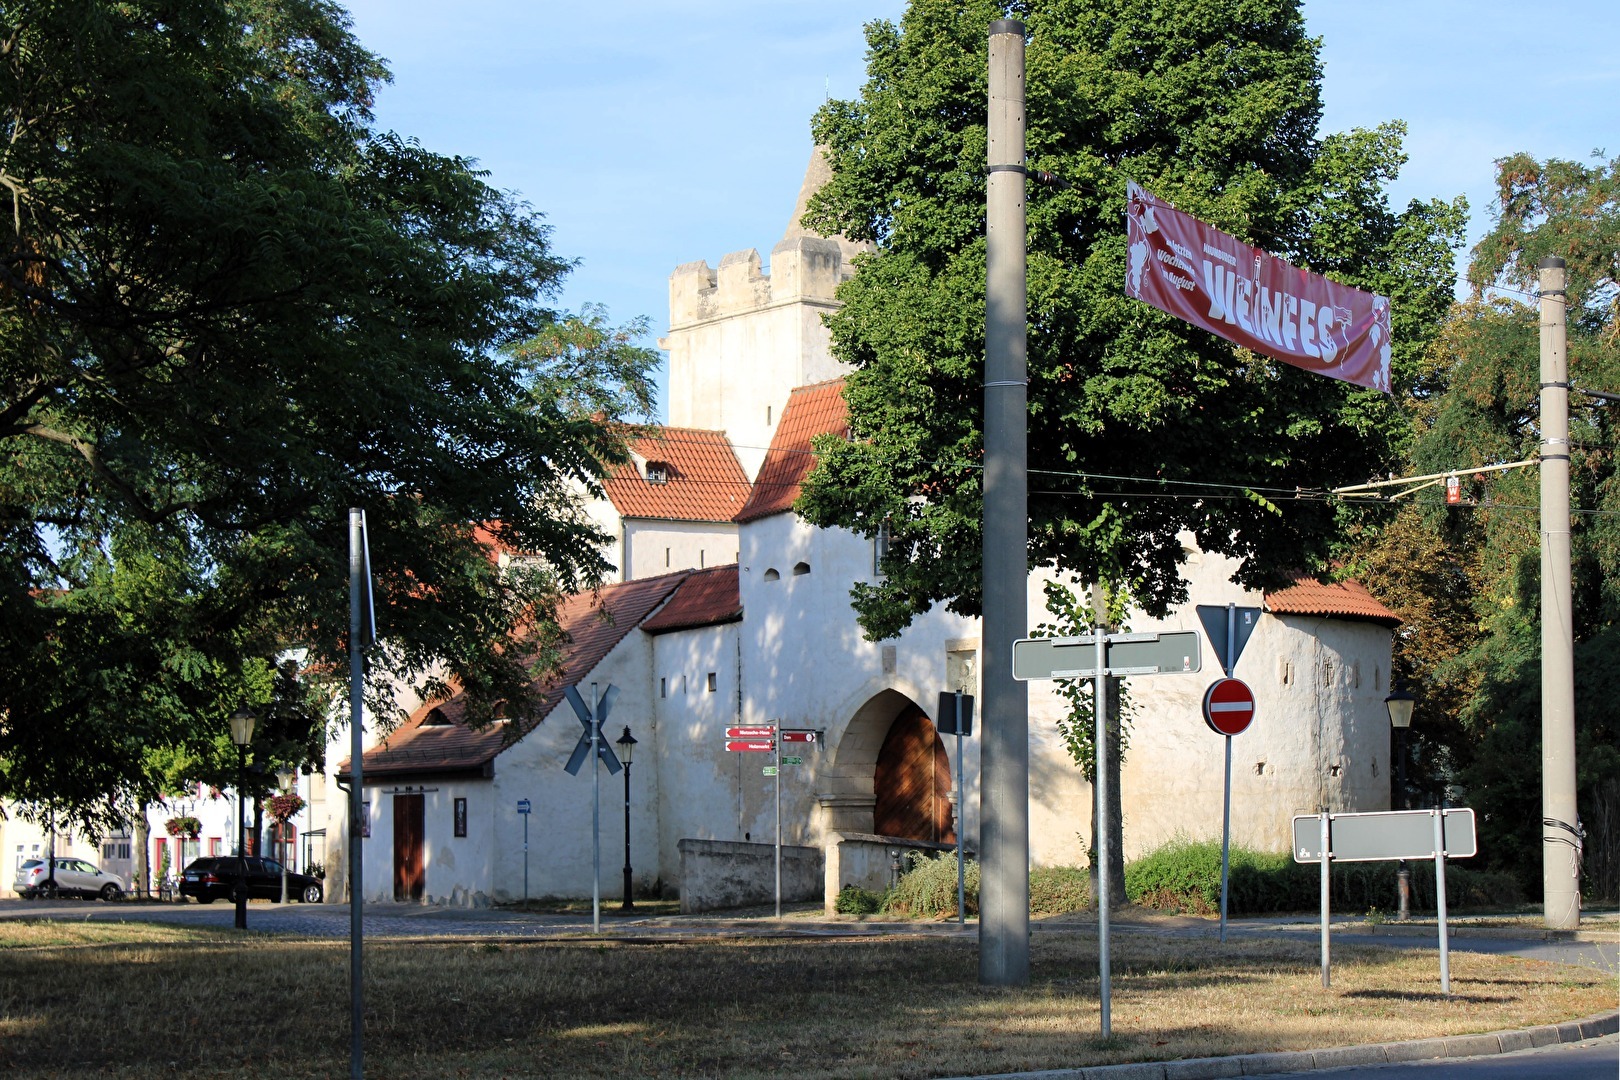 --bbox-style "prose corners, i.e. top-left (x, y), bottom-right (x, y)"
top-left (616, 726), bottom-right (638, 911)
top-left (276, 767), bottom-right (296, 904)
top-left (1385, 687), bottom-right (1415, 920)
top-left (229, 708), bottom-right (257, 930)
